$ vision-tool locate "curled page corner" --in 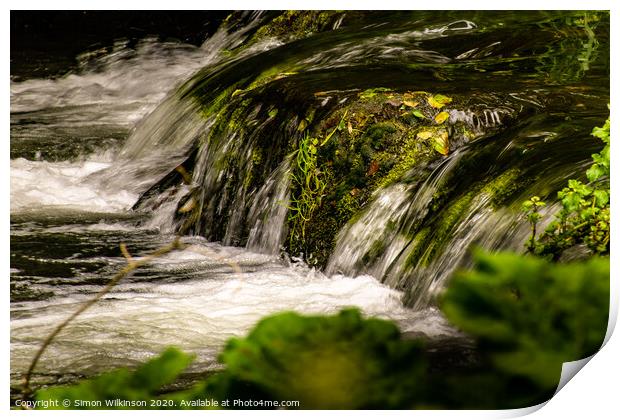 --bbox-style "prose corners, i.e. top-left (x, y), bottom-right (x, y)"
top-left (507, 354), bottom-right (599, 417)
top-left (555, 355), bottom-right (595, 396)
top-left (507, 351), bottom-right (604, 417)
top-left (552, 287), bottom-right (618, 395)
